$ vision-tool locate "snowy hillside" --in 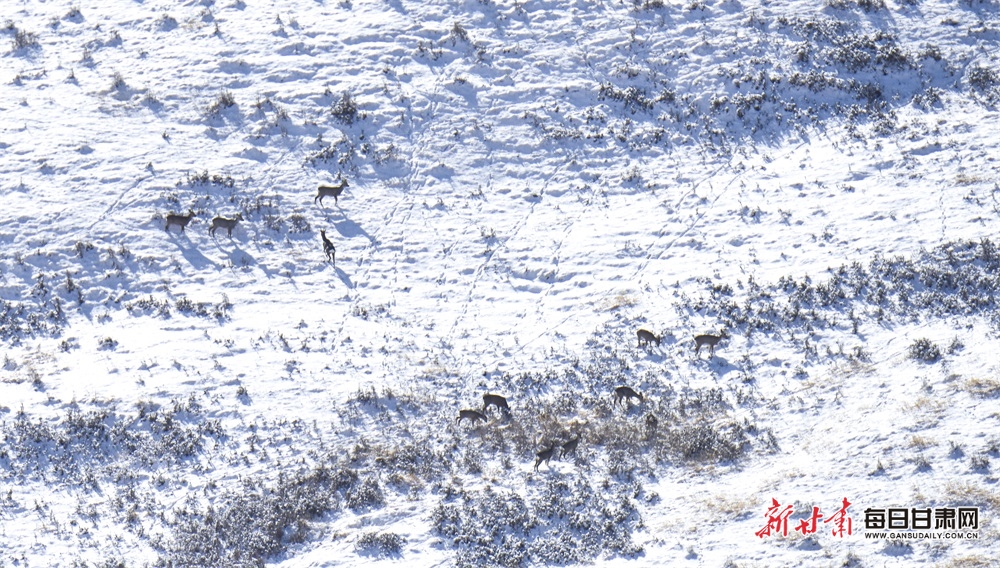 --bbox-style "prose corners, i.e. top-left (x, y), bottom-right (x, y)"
top-left (2, 0), bottom-right (1000, 565)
